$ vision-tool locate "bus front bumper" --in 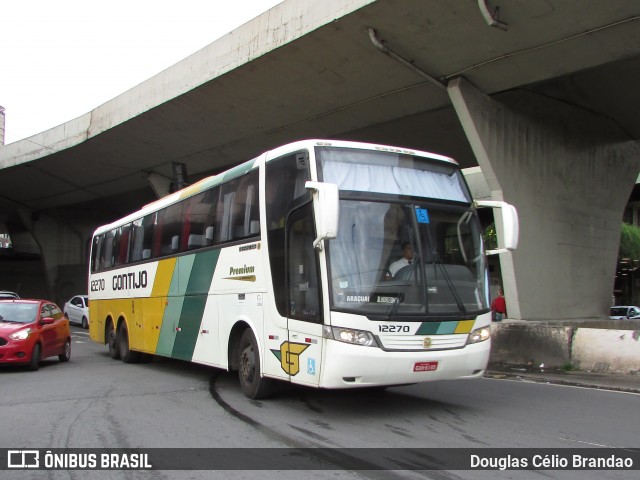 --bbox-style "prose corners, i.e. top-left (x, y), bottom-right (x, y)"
top-left (319, 339), bottom-right (491, 389)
